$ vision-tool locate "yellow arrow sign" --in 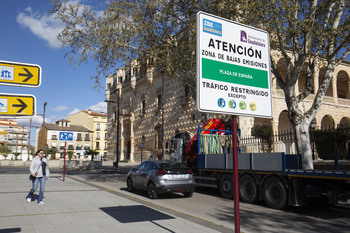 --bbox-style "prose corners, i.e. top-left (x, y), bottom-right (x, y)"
top-left (0, 94), bottom-right (36, 117)
top-left (0, 60), bottom-right (41, 87)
